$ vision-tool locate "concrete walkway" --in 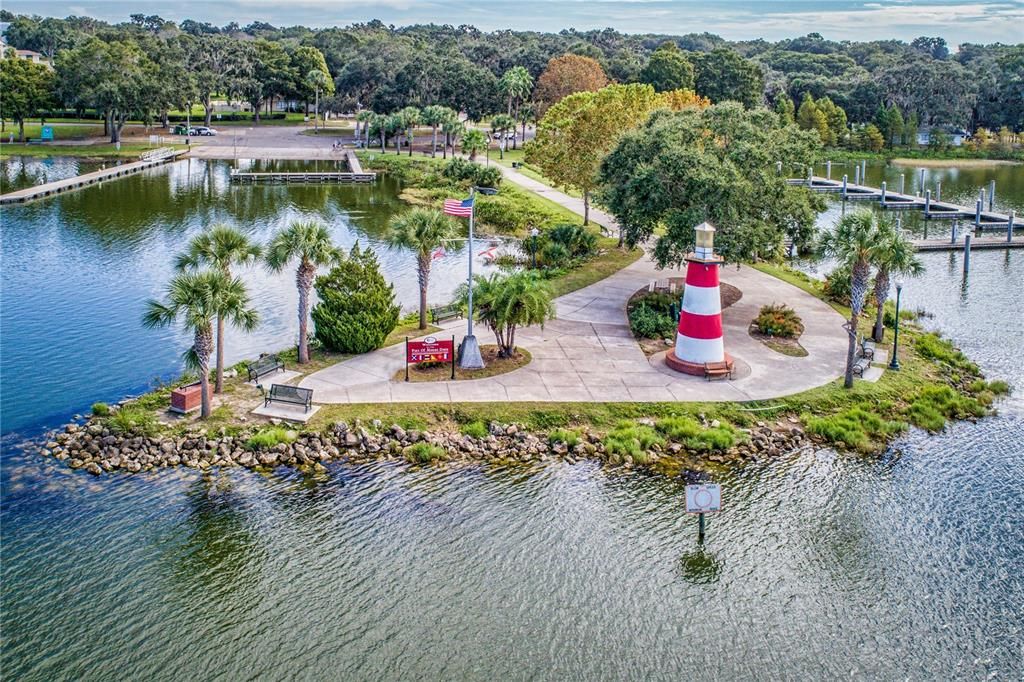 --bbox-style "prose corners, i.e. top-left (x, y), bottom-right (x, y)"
top-left (491, 162), bottom-right (621, 235)
top-left (297, 156), bottom-right (848, 404)
top-left (299, 255), bottom-right (848, 404)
